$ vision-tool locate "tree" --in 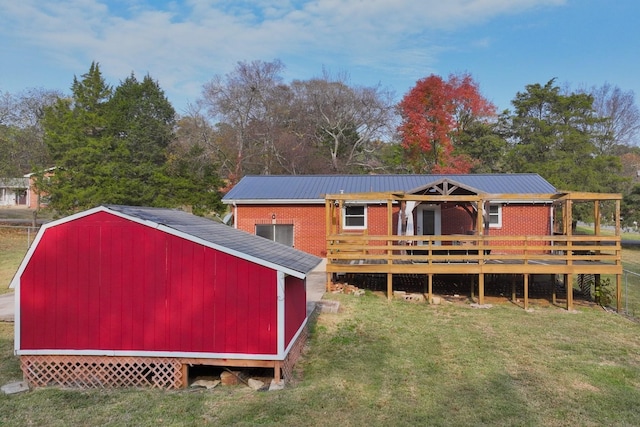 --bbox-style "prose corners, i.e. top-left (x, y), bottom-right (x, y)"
top-left (587, 83), bottom-right (640, 153)
top-left (198, 62), bottom-right (396, 177)
top-left (290, 71), bottom-right (395, 173)
top-left (398, 73), bottom-right (496, 173)
top-left (505, 79), bottom-right (625, 194)
top-left (40, 62), bottom-right (114, 212)
top-left (200, 59), bottom-right (287, 181)
top-left (621, 184), bottom-right (640, 230)
top-left (0, 88), bottom-right (60, 176)
top-left (40, 63), bottom-right (223, 214)
top-left (104, 73), bottom-right (180, 206)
